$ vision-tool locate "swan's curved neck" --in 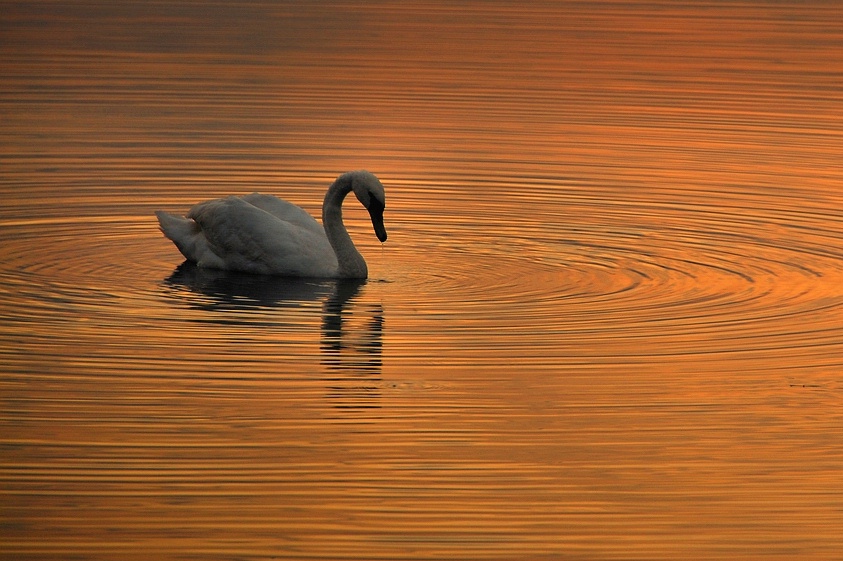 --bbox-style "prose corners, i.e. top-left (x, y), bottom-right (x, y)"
top-left (323, 175), bottom-right (367, 278)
